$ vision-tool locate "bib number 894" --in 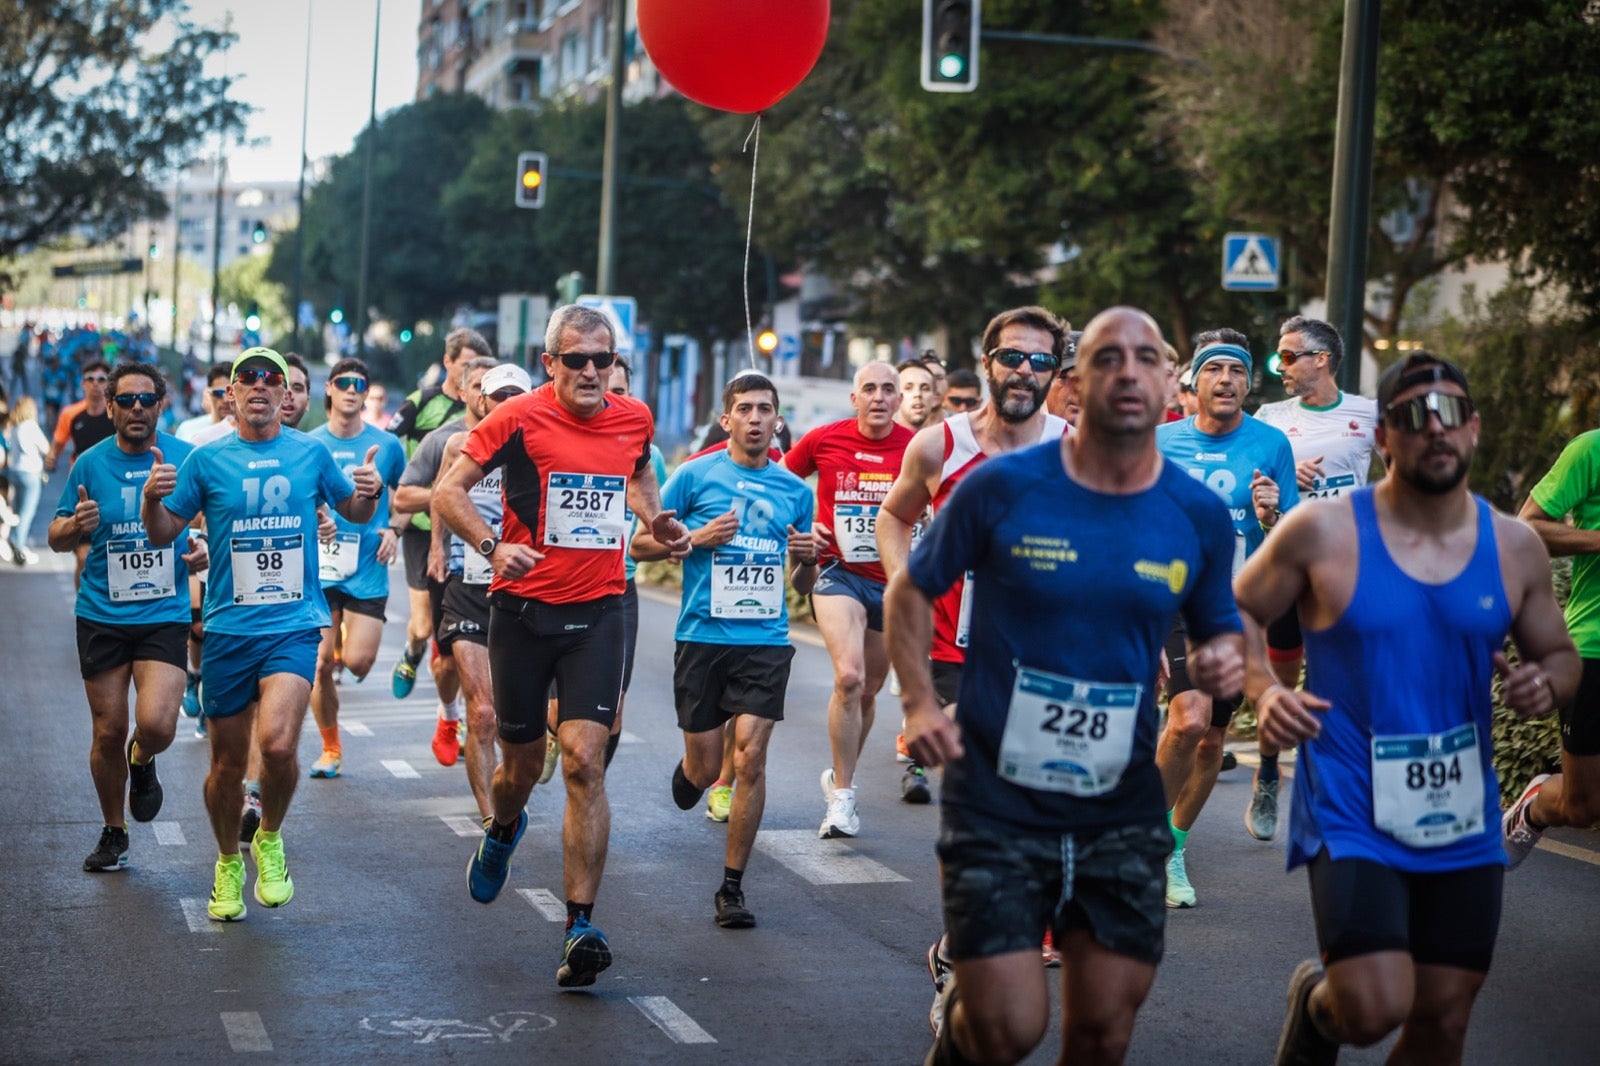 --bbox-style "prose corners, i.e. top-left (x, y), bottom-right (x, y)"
top-left (1406, 756), bottom-right (1462, 791)
top-left (1042, 703), bottom-right (1109, 740)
